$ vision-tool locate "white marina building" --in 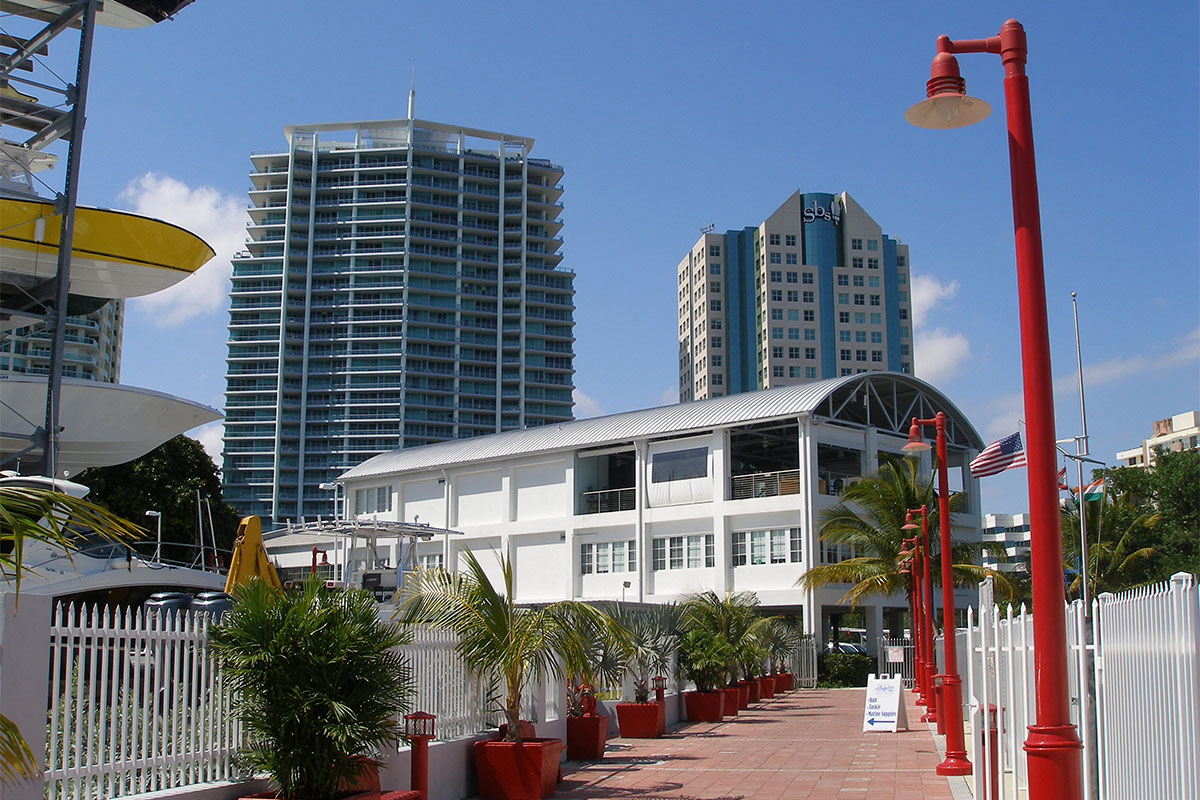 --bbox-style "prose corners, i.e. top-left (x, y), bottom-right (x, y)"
top-left (271, 372), bottom-right (986, 646)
